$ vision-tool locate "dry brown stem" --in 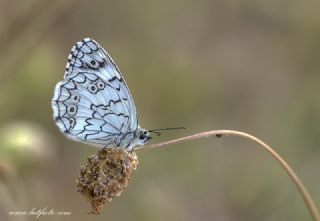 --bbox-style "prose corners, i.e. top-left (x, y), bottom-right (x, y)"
top-left (135, 130), bottom-right (320, 221)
